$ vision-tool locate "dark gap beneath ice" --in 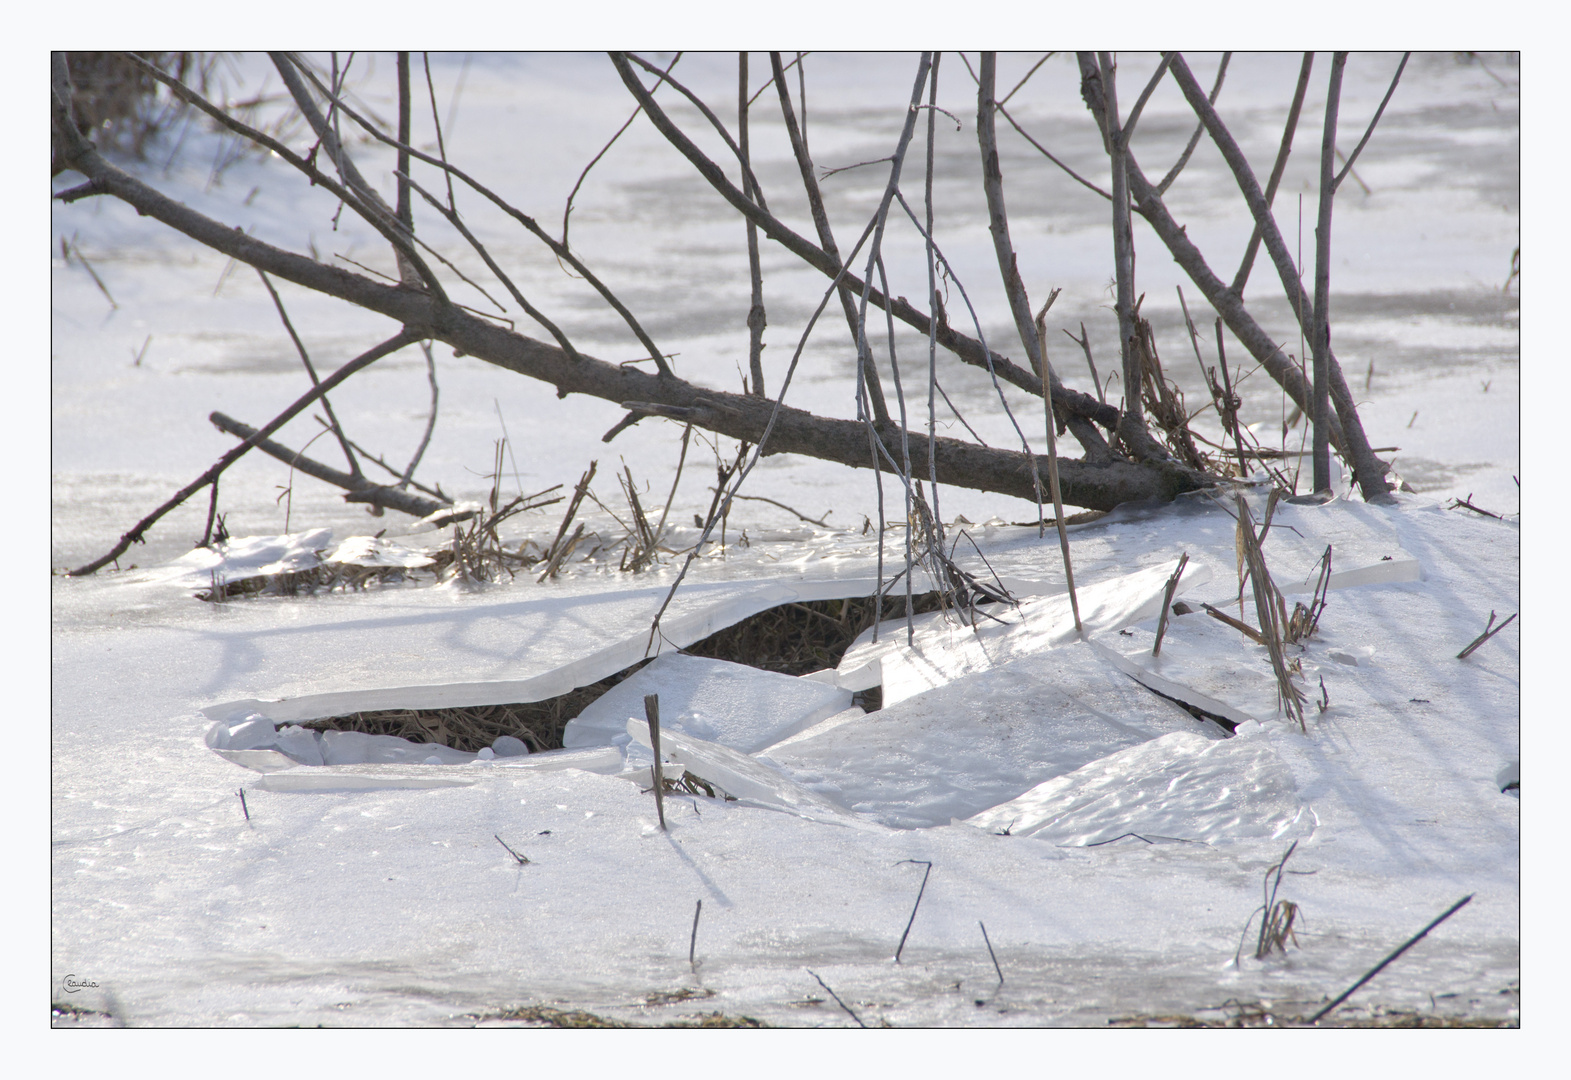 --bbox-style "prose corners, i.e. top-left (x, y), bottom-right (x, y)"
top-left (301, 592), bottom-right (946, 753)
